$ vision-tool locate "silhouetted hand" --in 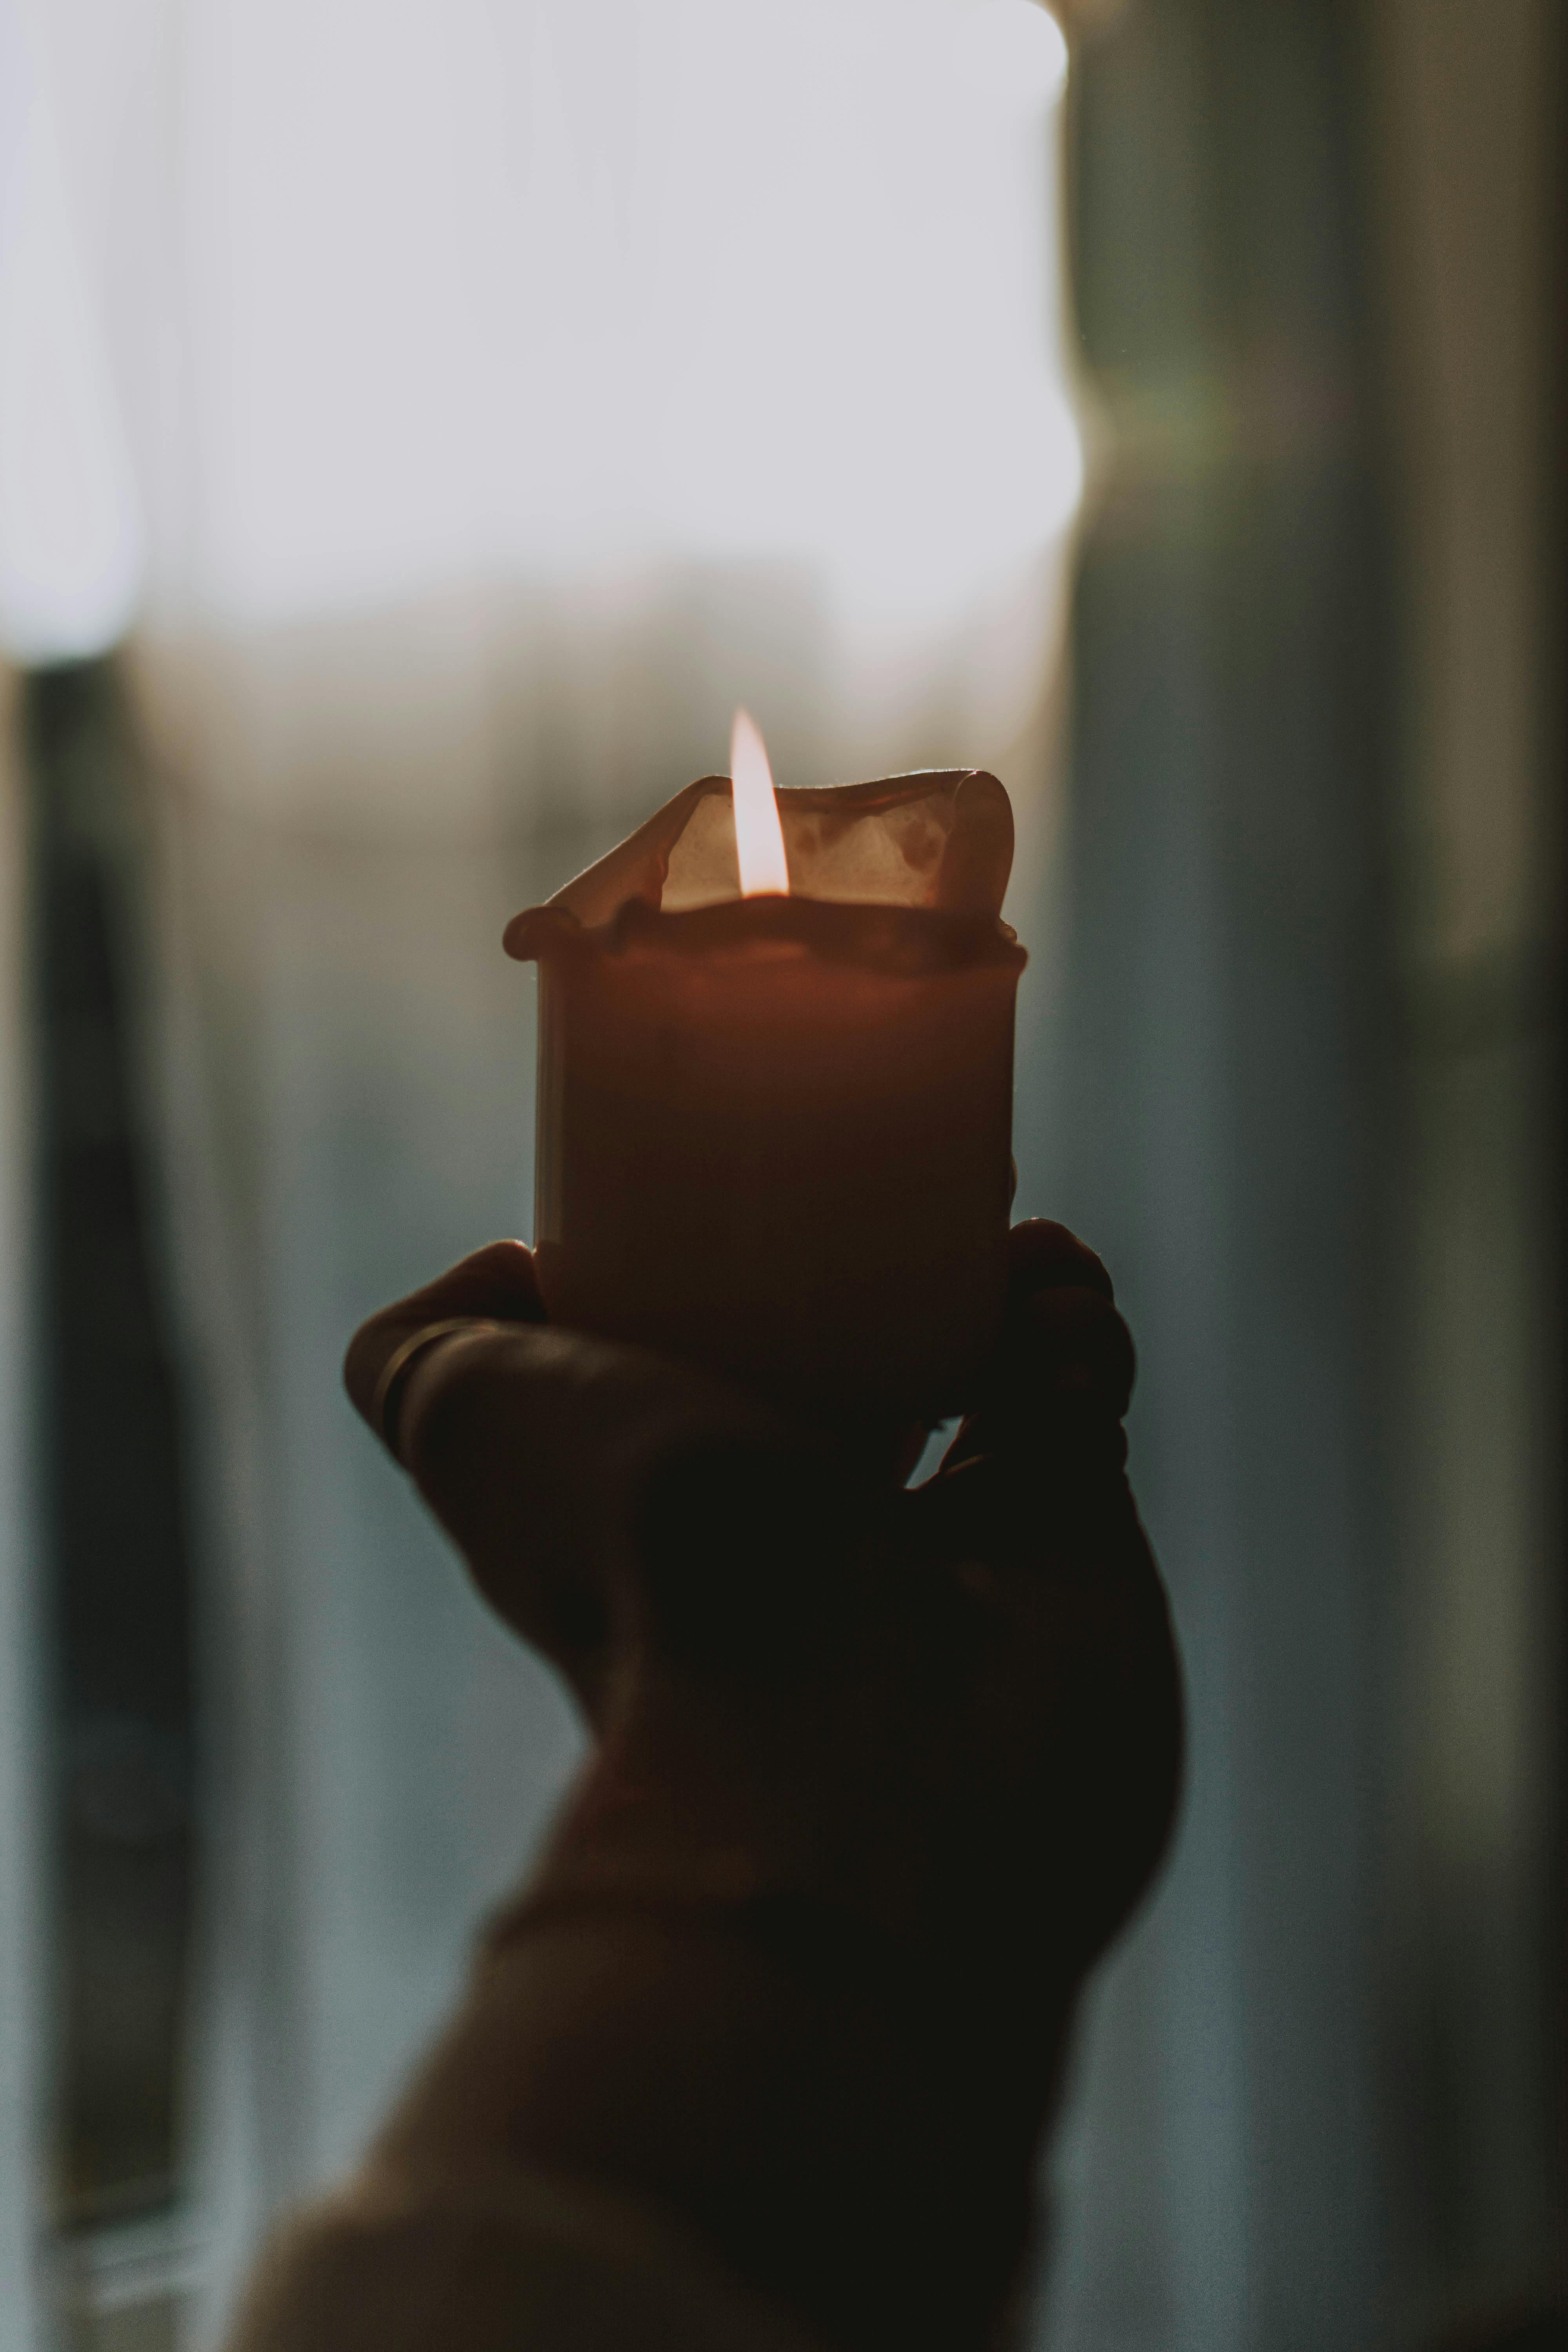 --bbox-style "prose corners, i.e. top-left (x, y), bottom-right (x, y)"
top-left (342, 1225), bottom-right (1181, 2352)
